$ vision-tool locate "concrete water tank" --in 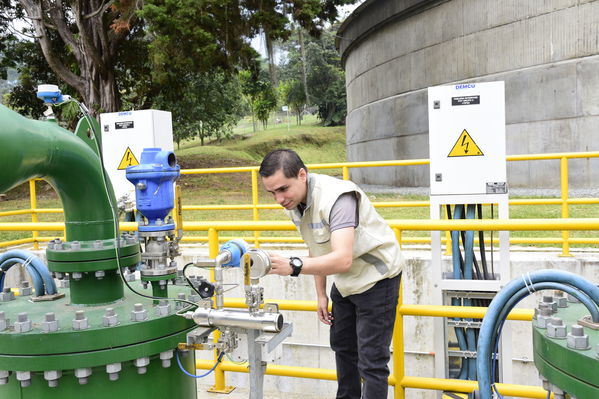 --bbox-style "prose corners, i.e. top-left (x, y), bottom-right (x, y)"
top-left (337, 0), bottom-right (599, 190)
